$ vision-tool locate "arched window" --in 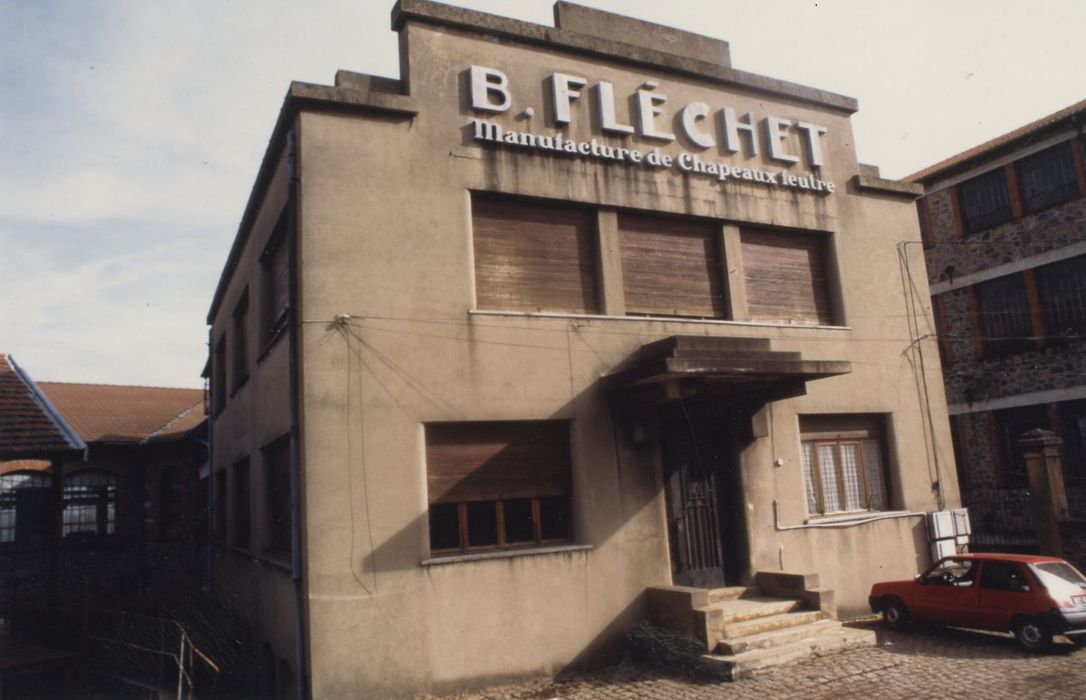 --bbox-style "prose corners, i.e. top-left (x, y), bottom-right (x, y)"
top-left (63, 470), bottom-right (117, 538)
top-left (0, 471), bottom-right (53, 545)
